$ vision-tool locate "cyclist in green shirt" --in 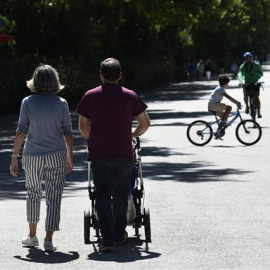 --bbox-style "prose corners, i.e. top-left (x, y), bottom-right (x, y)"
top-left (238, 52), bottom-right (263, 118)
